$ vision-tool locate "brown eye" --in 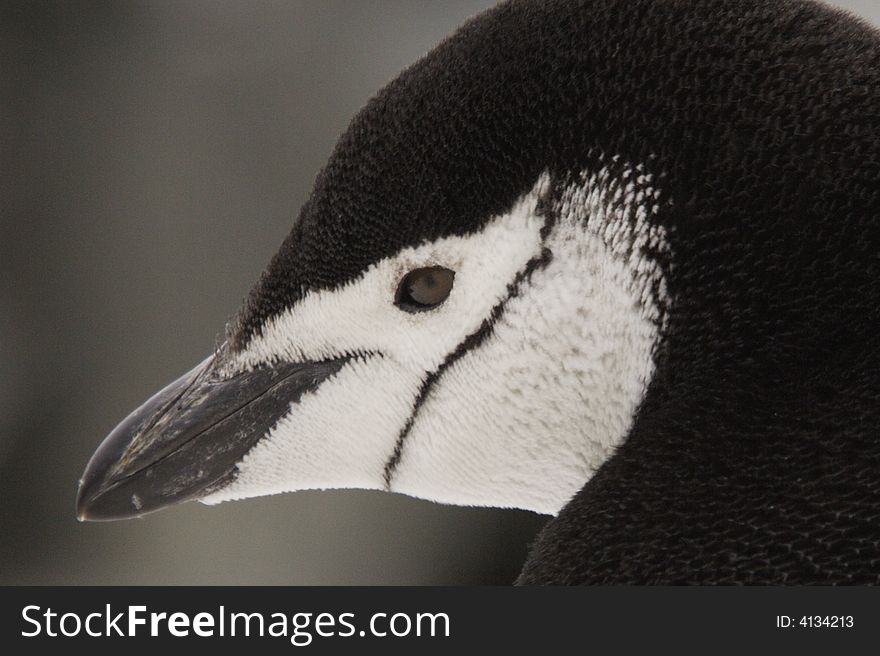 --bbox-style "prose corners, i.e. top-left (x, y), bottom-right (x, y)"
top-left (395, 266), bottom-right (455, 312)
